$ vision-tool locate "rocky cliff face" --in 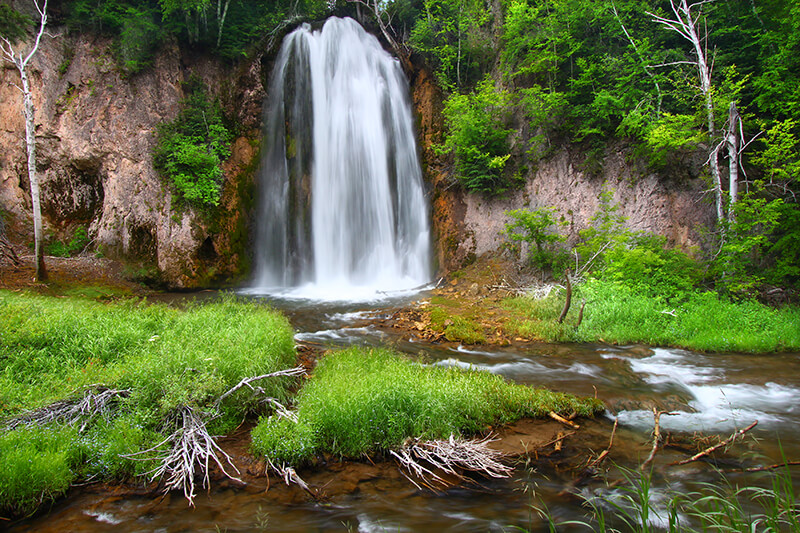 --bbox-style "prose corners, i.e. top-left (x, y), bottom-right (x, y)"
top-left (1, 31), bottom-right (265, 288)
